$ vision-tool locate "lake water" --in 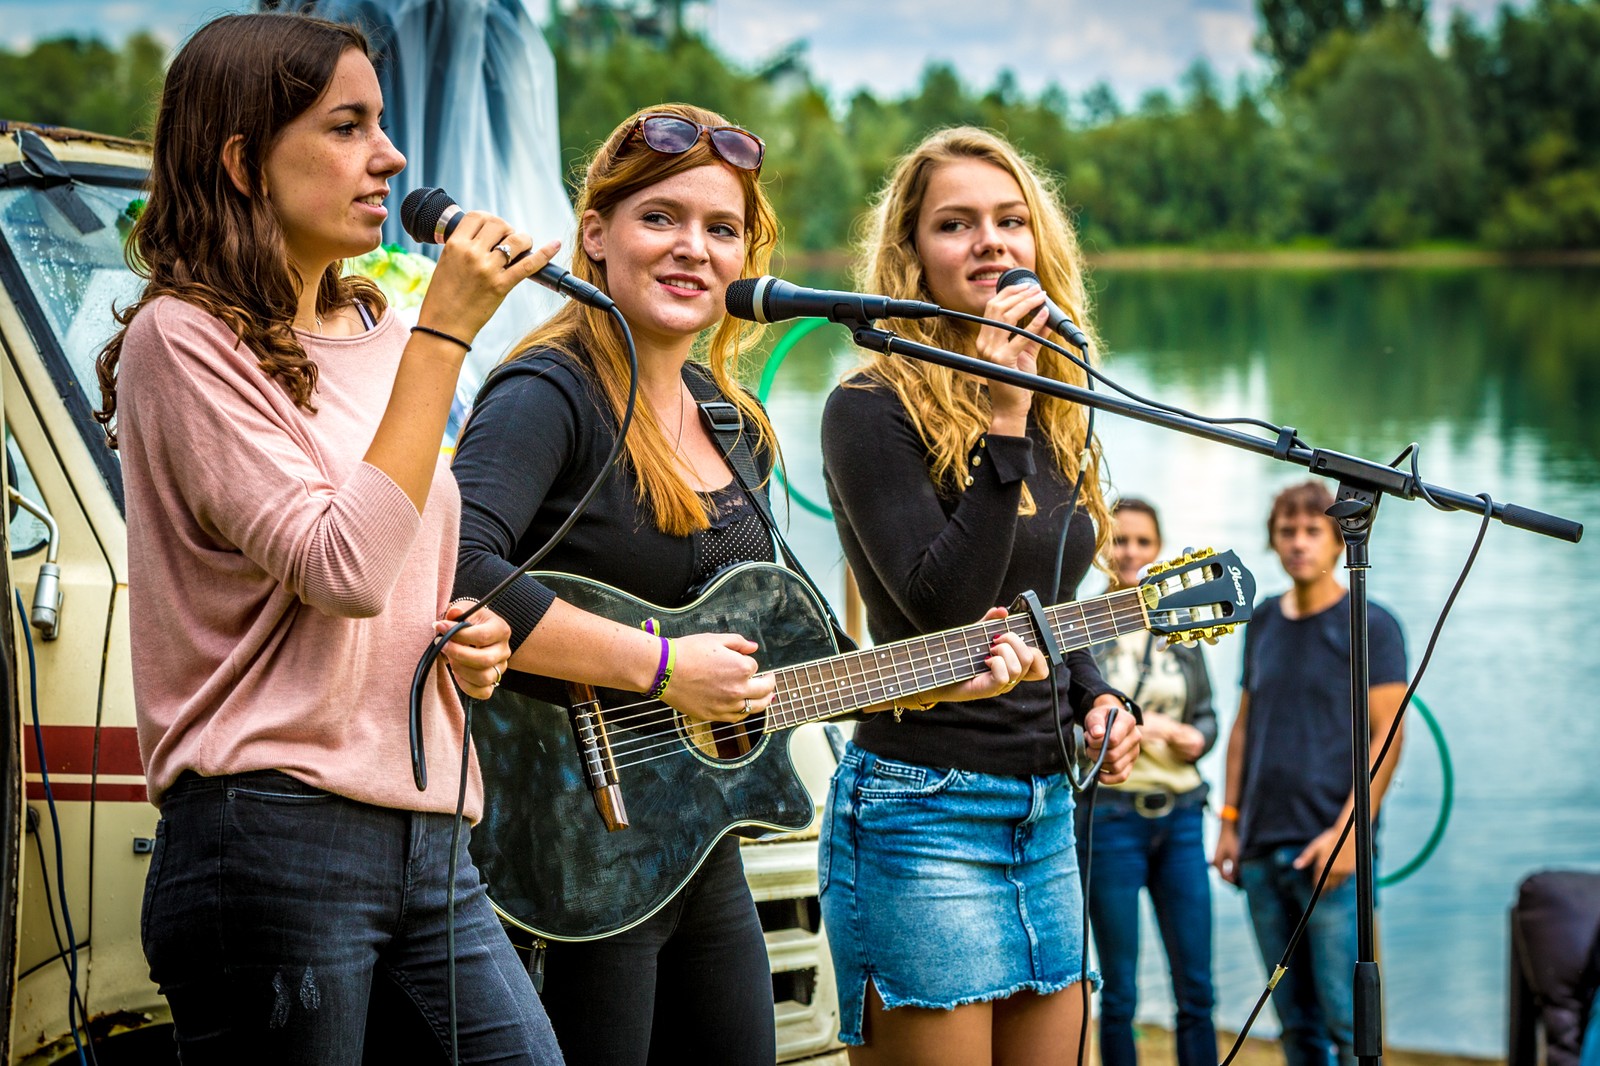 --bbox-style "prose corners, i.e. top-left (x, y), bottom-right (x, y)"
top-left (756, 266), bottom-right (1600, 1058)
